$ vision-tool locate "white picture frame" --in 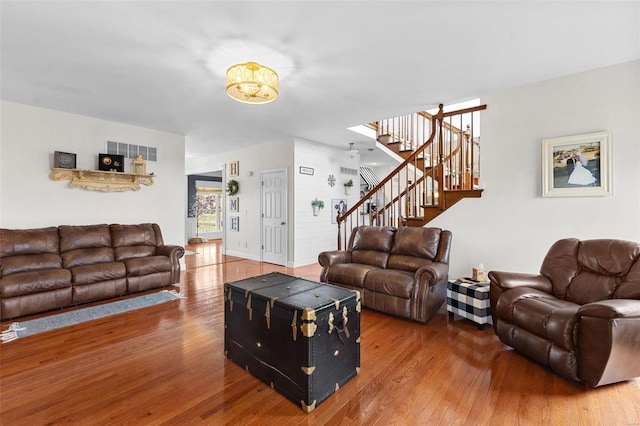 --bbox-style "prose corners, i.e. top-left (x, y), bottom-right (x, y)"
top-left (541, 131), bottom-right (611, 197)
